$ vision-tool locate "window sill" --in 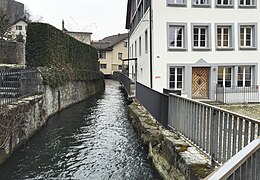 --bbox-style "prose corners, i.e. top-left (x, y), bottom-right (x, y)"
top-left (167, 3), bottom-right (187, 7)
top-left (168, 47), bottom-right (187, 51)
top-left (216, 47), bottom-right (234, 51)
top-left (239, 5), bottom-right (256, 9)
top-left (239, 47), bottom-right (257, 50)
top-left (192, 47), bottom-right (211, 51)
top-left (192, 4), bottom-right (211, 8)
top-left (215, 5), bottom-right (234, 8)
